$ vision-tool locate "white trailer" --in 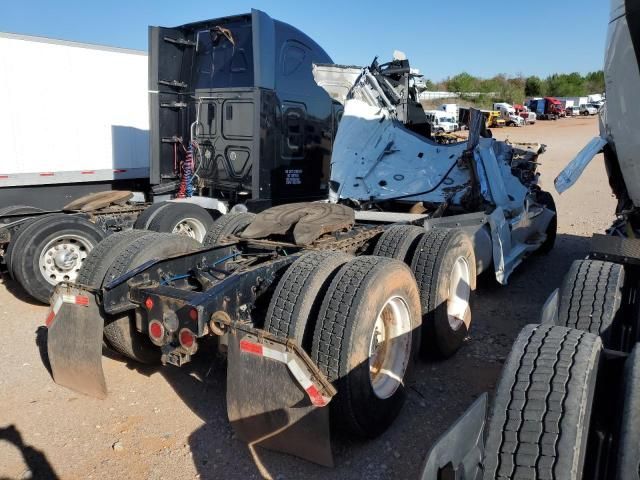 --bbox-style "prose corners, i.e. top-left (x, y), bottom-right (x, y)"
top-left (0, 32), bottom-right (150, 207)
top-left (438, 103), bottom-right (459, 121)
